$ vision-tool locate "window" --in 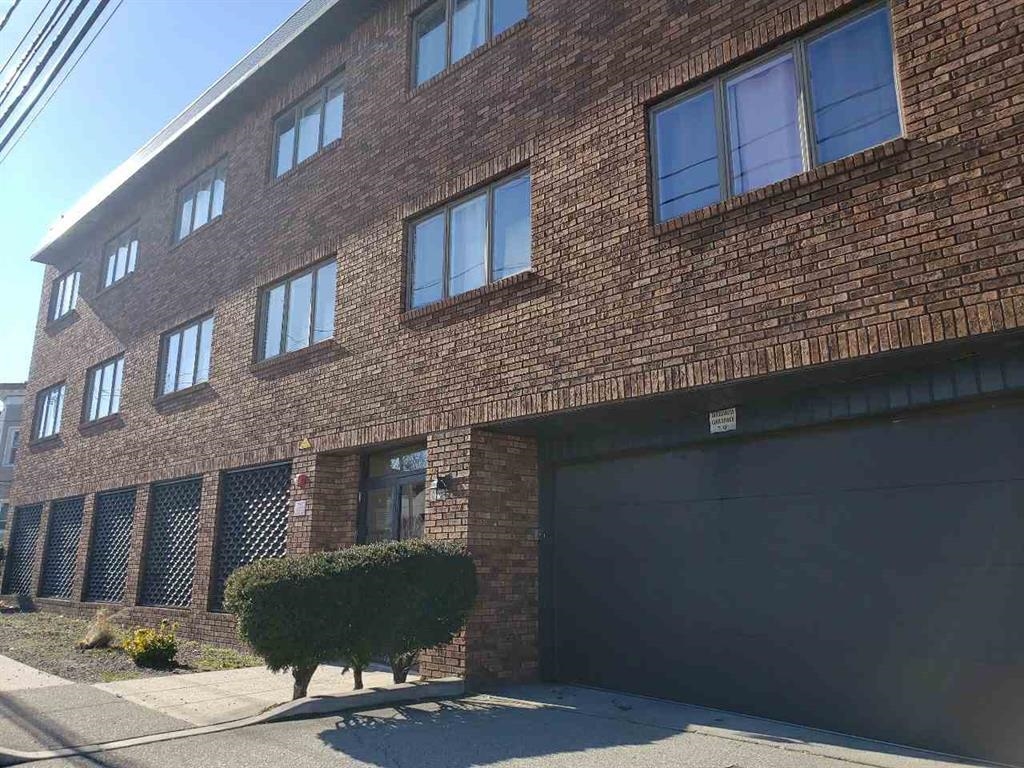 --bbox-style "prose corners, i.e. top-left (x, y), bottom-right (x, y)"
top-left (410, 170), bottom-right (531, 309)
top-left (651, 4), bottom-right (900, 222)
top-left (50, 270), bottom-right (80, 322)
top-left (361, 446), bottom-right (427, 543)
top-left (412, 0), bottom-right (527, 86)
top-left (103, 226), bottom-right (139, 288)
top-left (34, 384), bottom-right (65, 440)
top-left (159, 316), bottom-right (214, 396)
top-left (84, 355), bottom-right (125, 422)
top-left (176, 160), bottom-right (227, 241)
top-left (274, 76), bottom-right (345, 177)
top-left (2, 429), bottom-right (18, 466)
top-left (258, 260), bottom-right (337, 360)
